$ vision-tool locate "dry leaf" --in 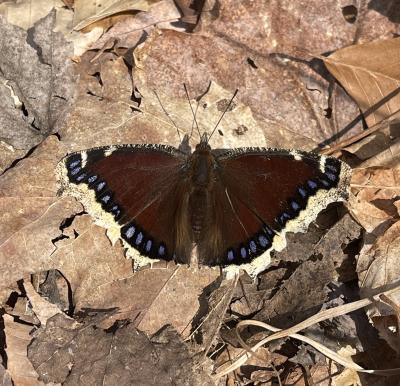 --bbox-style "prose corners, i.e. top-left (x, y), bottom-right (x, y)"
top-left (24, 280), bottom-right (67, 325)
top-left (28, 313), bottom-right (213, 385)
top-left (0, 0), bottom-right (65, 30)
top-left (198, 0), bottom-right (357, 55)
top-left (137, 266), bottom-right (220, 336)
top-left (349, 165), bottom-right (400, 233)
top-left (325, 37), bottom-right (400, 127)
top-left (0, 11), bottom-right (75, 172)
top-left (256, 214), bottom-right (361, 326)
top-left (0, 137), bottom-right (82, 289)
top-left (3, 314), bottom-right (49, 386)
top-left (91, 0), bottom-right (183, 51)
top-left (134, 28), bottom-right (361, 149)
top-left (73, 0), bottom-right (154, 30)
top-left (190, 277), bottom-right (237, 355)
top-left (358, 221), bottom-right (400, 306)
